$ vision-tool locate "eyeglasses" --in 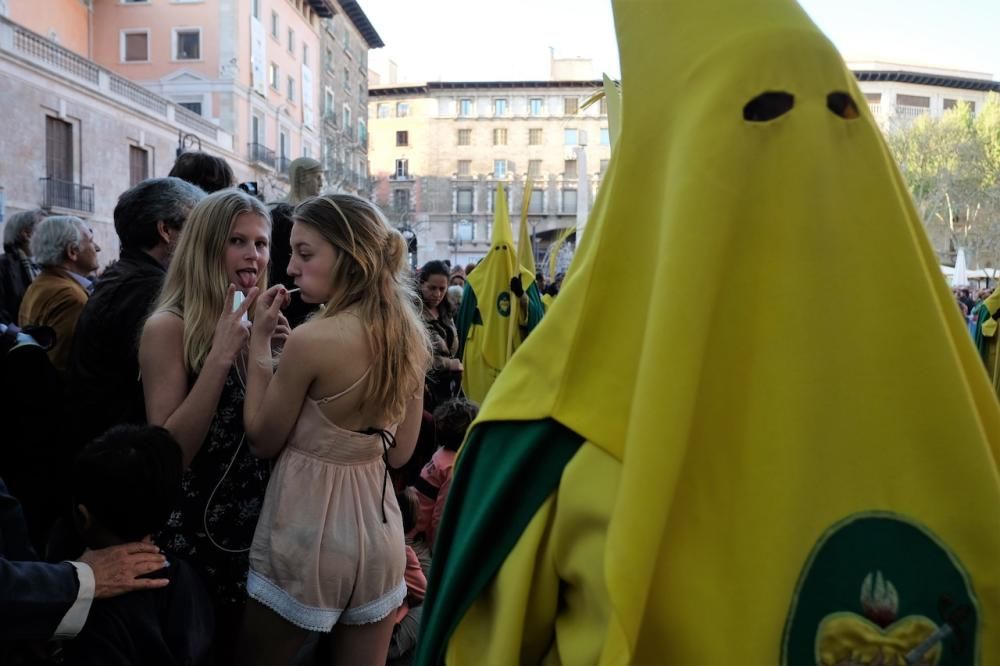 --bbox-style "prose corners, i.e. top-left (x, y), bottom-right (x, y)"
top-left (238, 182), bottom-right (259, 196)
